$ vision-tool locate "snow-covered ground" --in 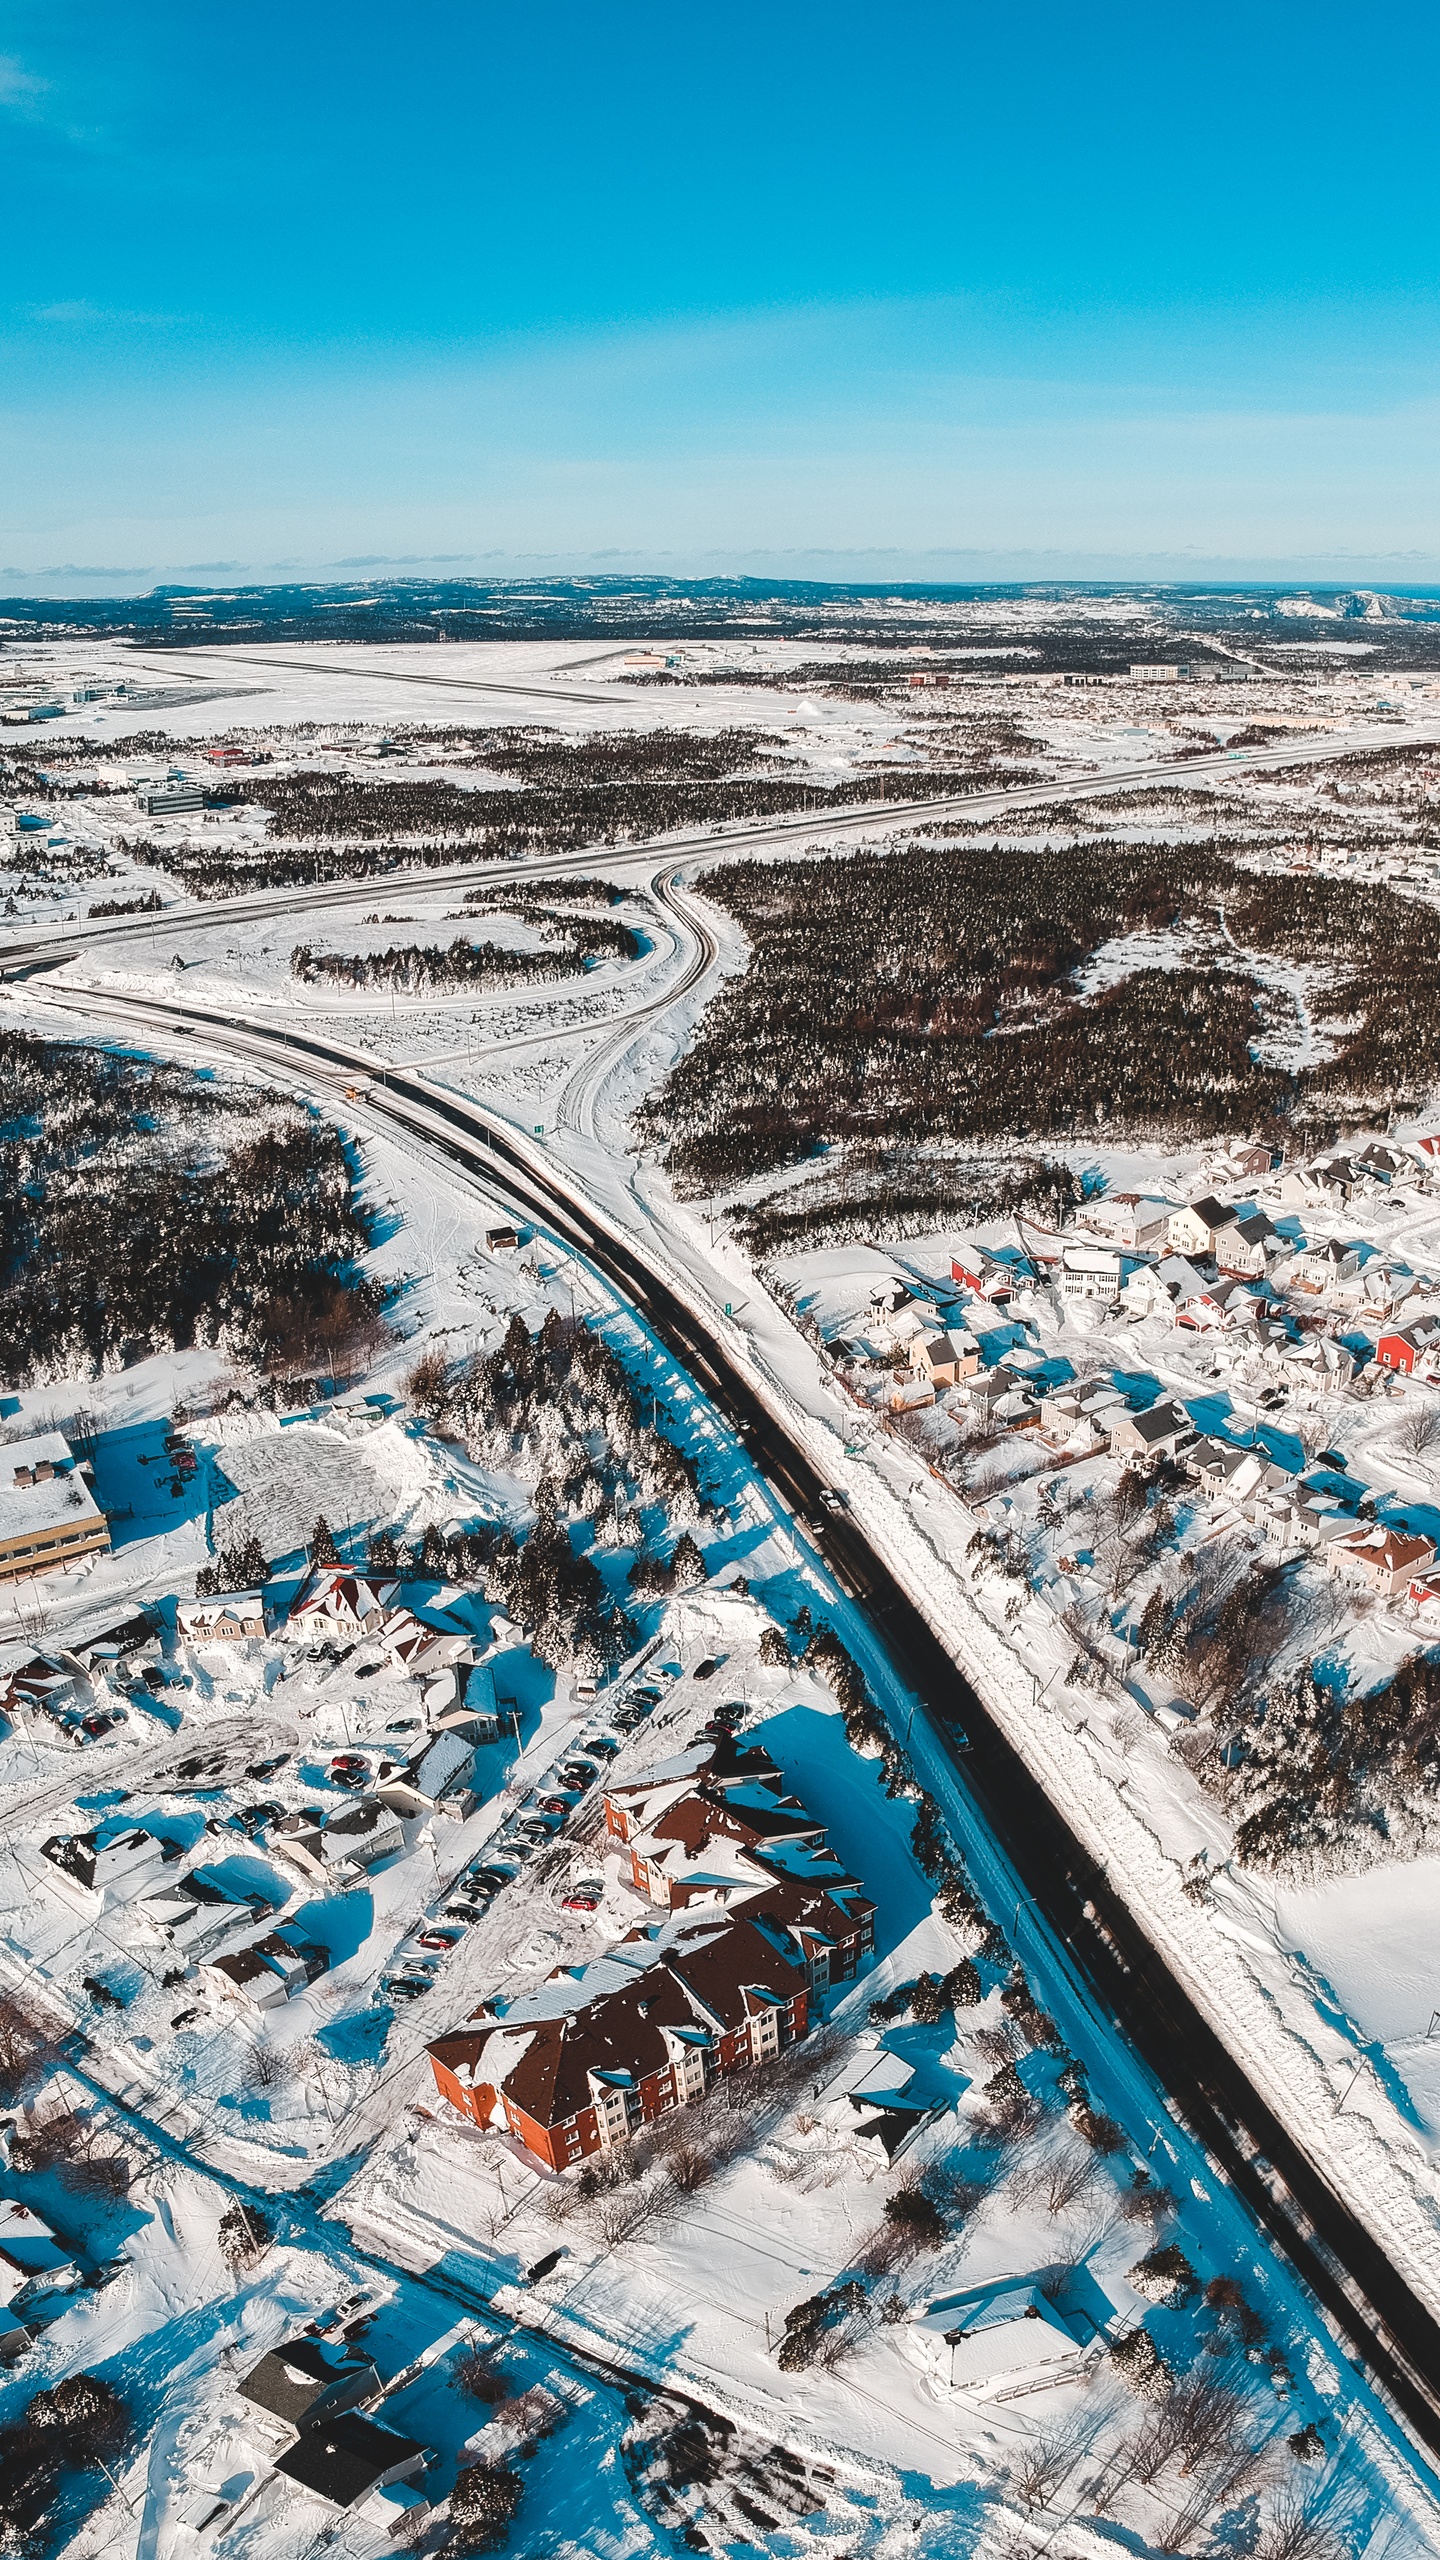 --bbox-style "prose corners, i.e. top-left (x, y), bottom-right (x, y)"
top-left (6, 633), bottom-right (1440, 2553)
